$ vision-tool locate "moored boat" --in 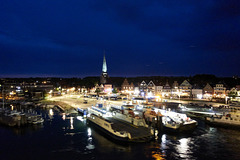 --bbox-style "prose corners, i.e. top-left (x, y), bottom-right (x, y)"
top-left (111, 105), bottom-right (149, 127)
top-left (162, 115), bottom-right (197, 133)
top-left (0, 109), bottom-right (22, 127)
top-left (87, 114), bottom-right (153, 142)
top-left (205, 111), bottom-right (240, 129)
top-left (112, 110), bottom-right (148, 127)
top-left (87, 114), bottom-right (131, 142)
top-left (144, 108), bottom-right (198, 133)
